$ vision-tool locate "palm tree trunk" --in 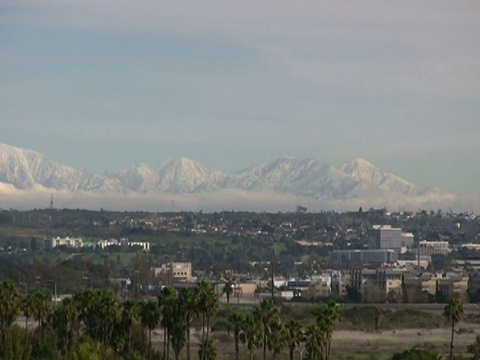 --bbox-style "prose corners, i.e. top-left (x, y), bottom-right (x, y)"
top-left (162, 326), bottom-right (167, 359)
top-left (24, 316), bottom-right (29, 345)
top-left (186, 320), bottom-right (191, 360)
top-left (149, 329), bottom-right (152, 360)
top-left (166, 328), bottom-right (170, 360)
top-left (450, 318), bottom-right (455, 360)
top-left (234, 332), bottom-right (239, 360)
top-left (263, 331), bottom-right (267, 360)
top-left (127, 323), bottom-right (132, 355)
top-left (206, 316), bottom-right (211, 338)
